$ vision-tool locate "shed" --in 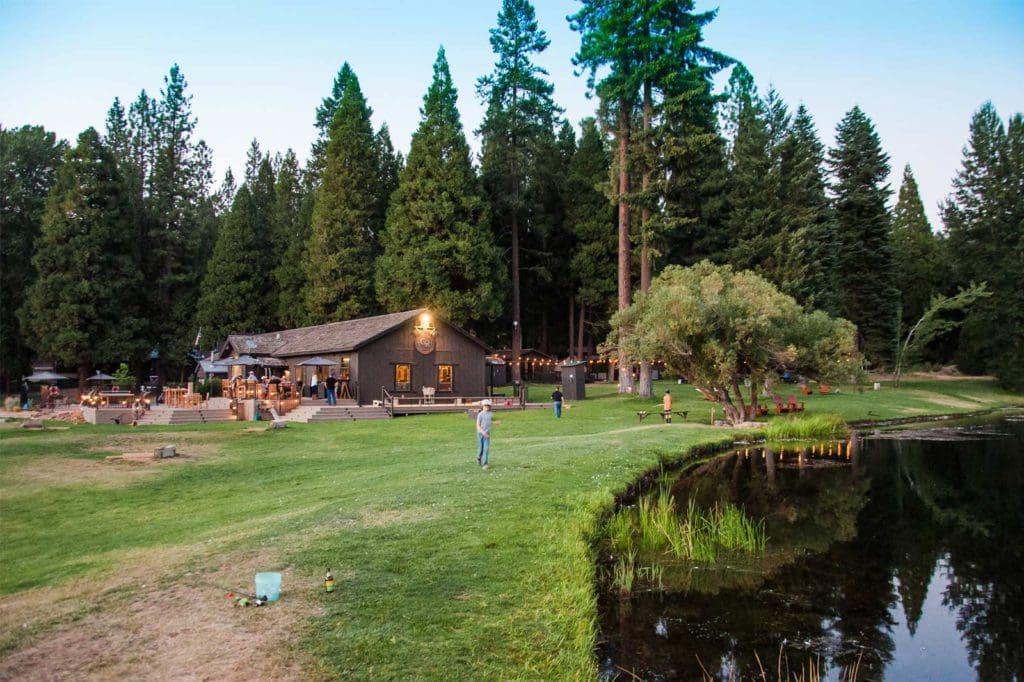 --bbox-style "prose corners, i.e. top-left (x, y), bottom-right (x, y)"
top-left (560, 361), bottom-right (586, 400)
